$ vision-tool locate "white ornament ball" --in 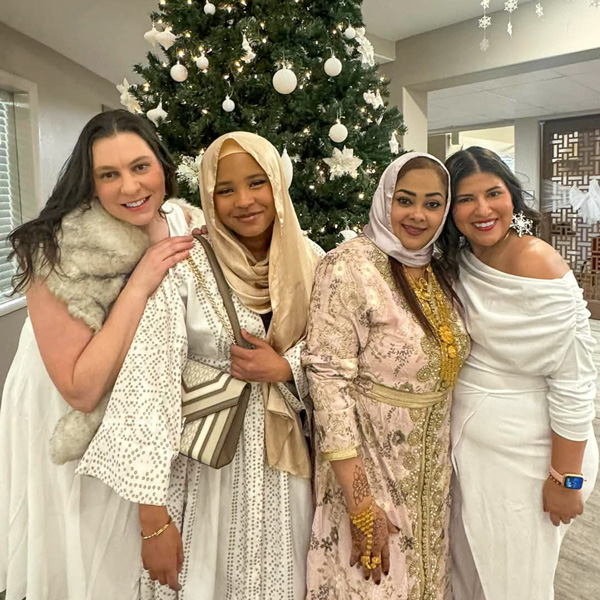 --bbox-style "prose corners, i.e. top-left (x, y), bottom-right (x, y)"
top-left (156, 28), bottom-right (176, 50)
top-left (324, 56), bottom-right (343, 77)
top-left (204, 2), bottom-right (216, 15)
top-left (329, 122), bottom-right (348, 143)
top-left (170, 63), bottom-right (188, 82)
top-left (222, 96), bottom-right (235, 112)
top-left (147, 101), bottom-right (168, 126)
top-left (195, 54), bottom-right (209, 70)
top-left (280, 148), bottom-right (293, 188)
top-left (272, 68), bottom-right (297, 95)
top-left (344, 26), bottom-right (356, 40)
top-left (143, 25), bottom-right (159, 48)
